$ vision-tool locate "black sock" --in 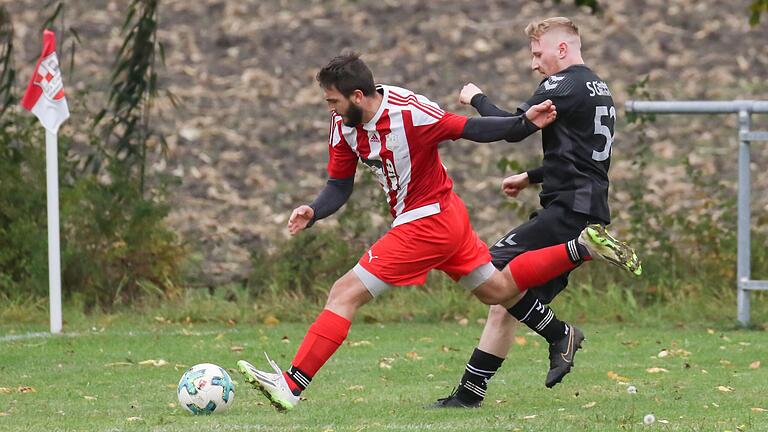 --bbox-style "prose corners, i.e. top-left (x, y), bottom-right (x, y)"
top-left (456, 348), bottom-right (504, 404)
top-left (507, 290), bottom-right (568, 344)
top-left (566, 238), bottom-right (591, 264)
top-left (286, 366), bottom-right (311, 396)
